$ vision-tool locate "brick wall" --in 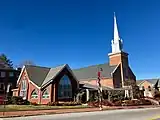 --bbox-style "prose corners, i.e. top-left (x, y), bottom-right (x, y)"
top-left (41, 84), bottom-right (52, 104)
